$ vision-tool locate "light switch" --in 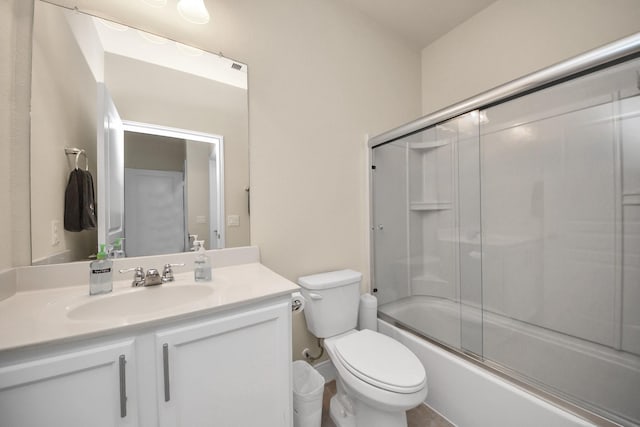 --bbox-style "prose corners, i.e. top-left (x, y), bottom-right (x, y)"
top-left (196, 215), bottom-right (207, 224)
top-left (227, 214), bottom-right (240, 227)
